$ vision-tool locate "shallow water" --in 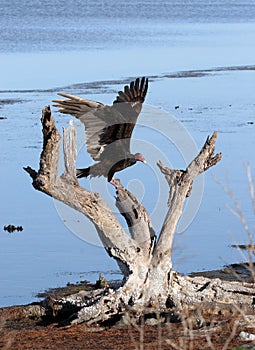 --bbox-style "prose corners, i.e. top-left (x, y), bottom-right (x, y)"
top-left (0, 0), bottom-right (255, 306)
